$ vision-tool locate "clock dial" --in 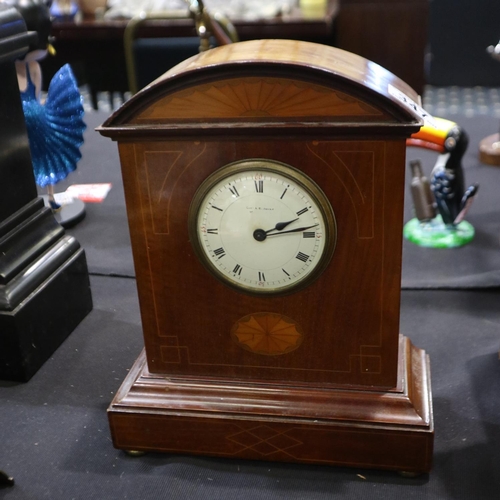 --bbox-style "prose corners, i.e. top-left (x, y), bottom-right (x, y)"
top-left (189, 160), bottom-right (336, 295)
